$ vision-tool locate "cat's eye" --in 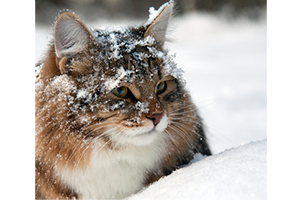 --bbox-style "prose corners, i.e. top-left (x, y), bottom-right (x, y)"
top-left (156, 81), bottom-right (167, 95)
top-left (112, 86), bottom-right (128, 98)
